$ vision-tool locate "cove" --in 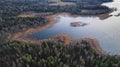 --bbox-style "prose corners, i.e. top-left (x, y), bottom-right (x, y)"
top-left (28, 0), bottom-right (120, 55)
